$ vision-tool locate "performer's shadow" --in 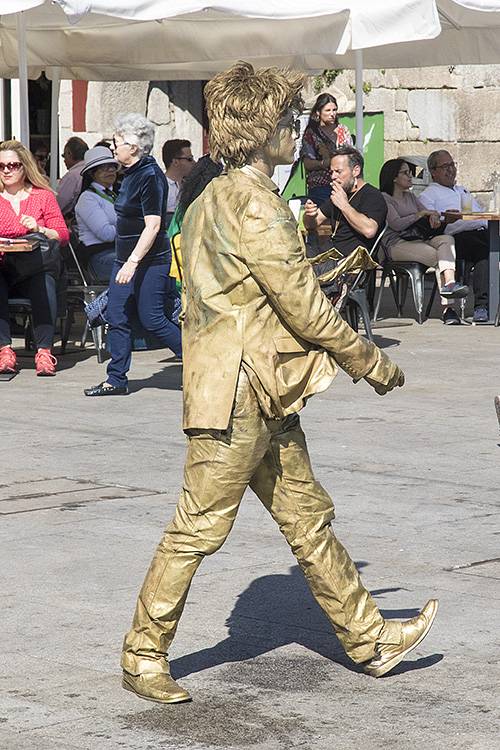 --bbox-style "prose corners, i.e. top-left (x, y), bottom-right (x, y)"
top-left (170, 564), bottom-right (429, 679)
